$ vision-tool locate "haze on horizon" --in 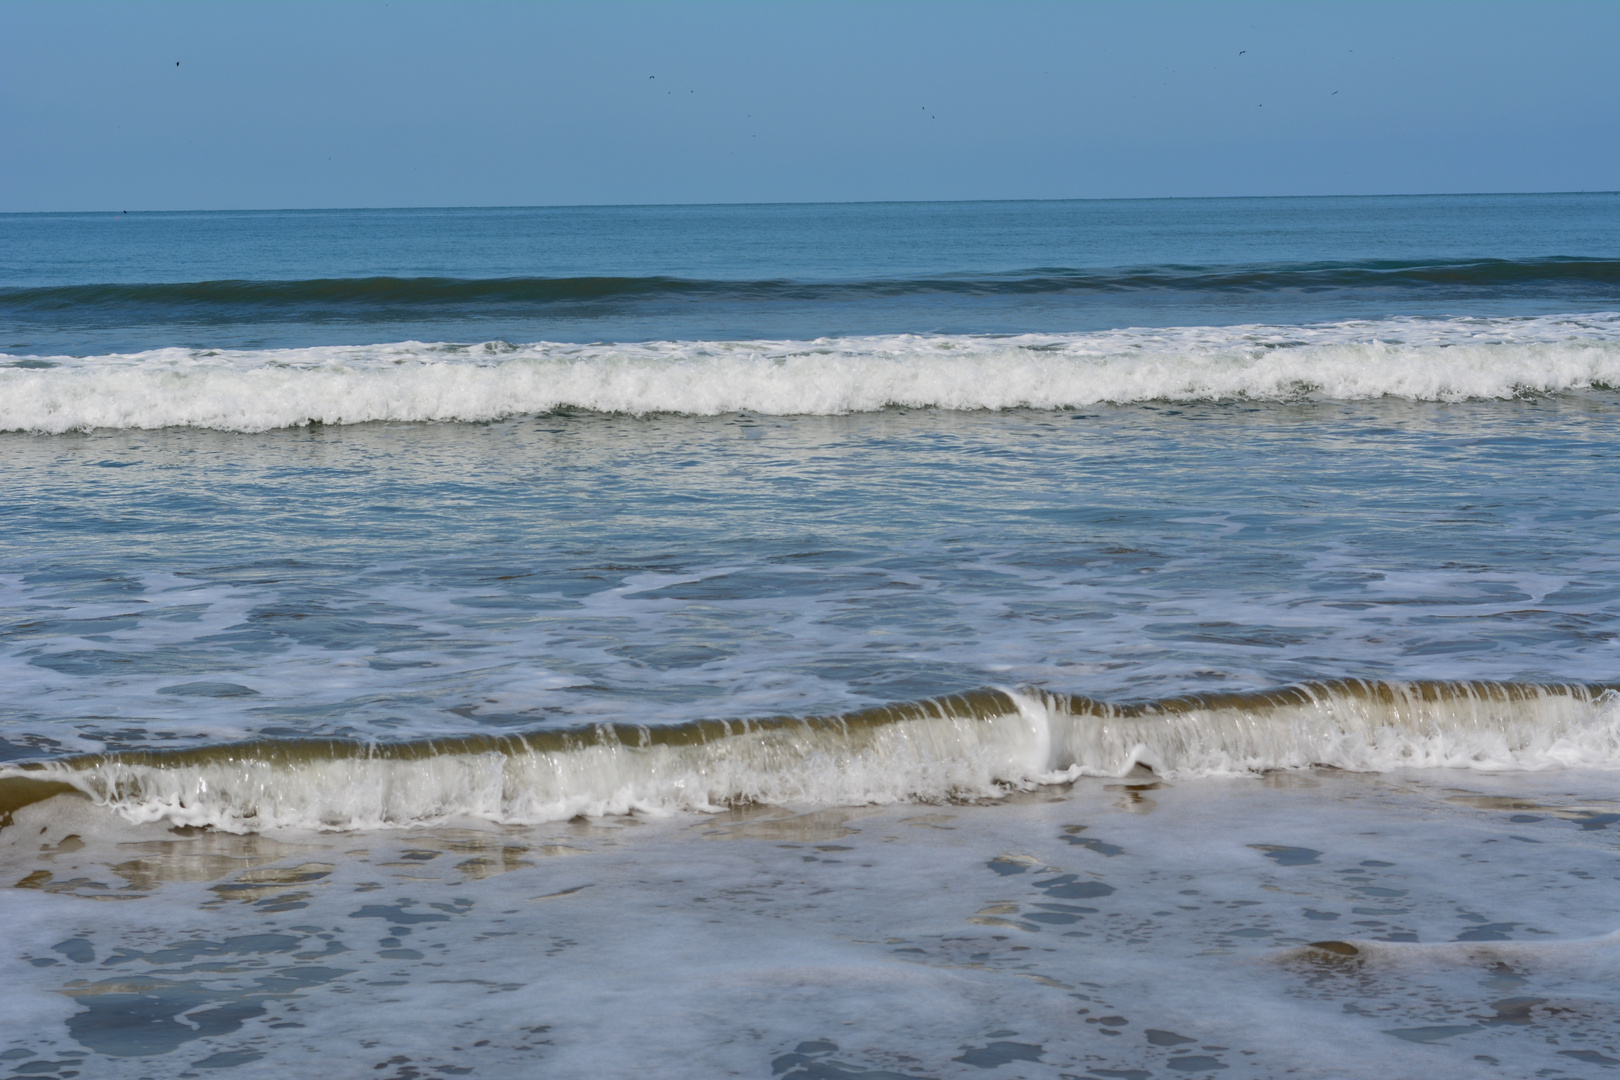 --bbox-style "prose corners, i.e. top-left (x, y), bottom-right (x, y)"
top-left (2, 0), bottom-right (1617, 213)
